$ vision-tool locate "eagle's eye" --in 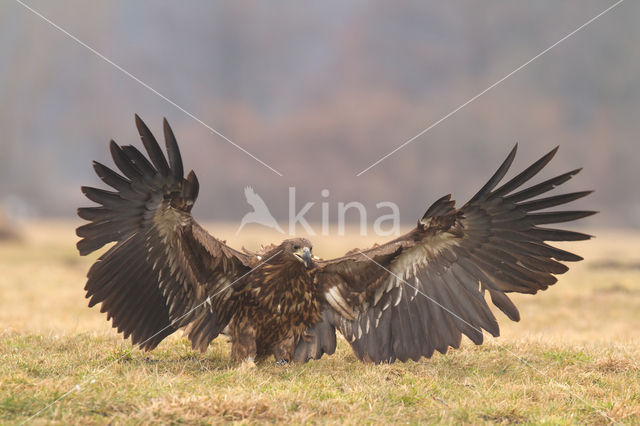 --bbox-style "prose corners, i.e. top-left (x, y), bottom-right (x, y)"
top-left (293, 245), bottom-right (300, 250)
